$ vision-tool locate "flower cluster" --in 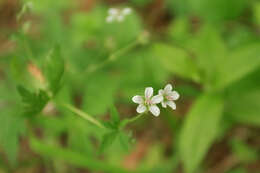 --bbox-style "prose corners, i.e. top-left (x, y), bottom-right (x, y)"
top-left (106, 7), bottom-right (132, 23)
top-left (132, 84), bottom-right (179, 117)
